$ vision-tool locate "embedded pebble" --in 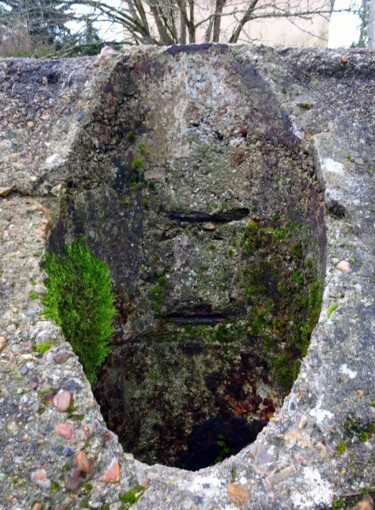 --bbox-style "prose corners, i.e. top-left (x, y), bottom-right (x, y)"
top-left (227, 482), bottom-right (251, 506)
top-left (298, 415), bottom-right (308, 429)
top-left (0, 336), bottom-right (6, 353)
top-left (53, 349), bottom-right (72, 364)
top-left (20, 364), bottom-right (28, 375)
top-left (248, 443), bottom-right (275, 464)
top-left (75, 450), bottom-right (91, 474)
top-left (268, 465), bottom-right (296, 484)
top-left (355, 494), bottom-right (374, 510)
top-left (52, 390), bottom-right (72, 412)
top-left (99, 457), bottom-right (120, 482)
top-left (54, 423), bottom-right (74, 440)
top-left (31, 469), bottom-right (50, 489)
top-left (336, 260), bottom-right (350, 272)
top-left (202, 222), bottom-right (215, 231)
top-left (0, 186), bottom-right (12, 197)
top-left (6, 352), bottom-right (16, 369)
top-left (65, 468), bottom-right (81, 491)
